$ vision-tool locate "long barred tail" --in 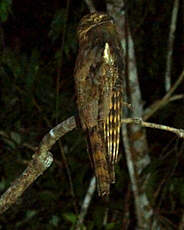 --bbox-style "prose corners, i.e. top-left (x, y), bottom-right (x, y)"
top-left (88, 89), bottom-right (122, 196)
top-left (104, 90), bottom-right (122, 183)
top-left (89, 128), bottom-right (111, 197)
